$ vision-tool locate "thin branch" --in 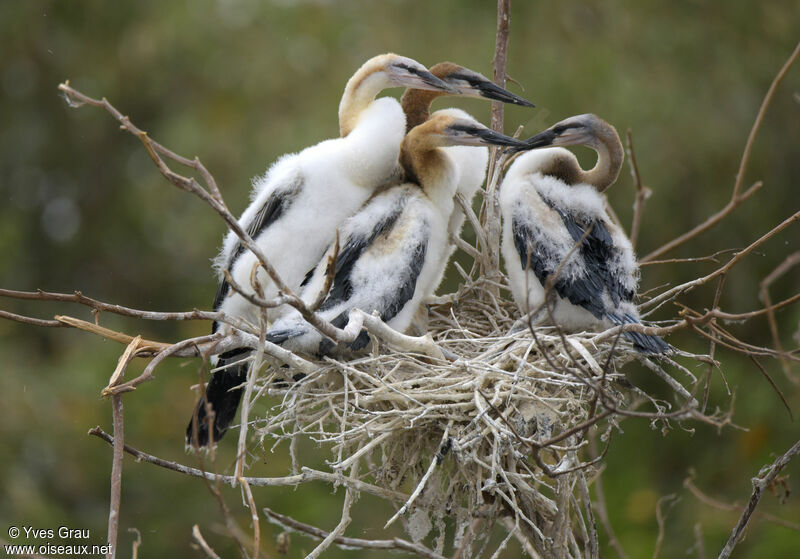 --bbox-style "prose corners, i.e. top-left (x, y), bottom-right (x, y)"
top-left (641, 210), bottom-right (800, 311)
top-left (305, 462), bottom-right (358, 559)
top-left (482, 0), bottom-right (512, 286)
top-left (0, 288), bottom-right (218, 321)
top-left (263, 507), bottom-right (447, 559)
top-left (589, 437), bottom-right (629, 559)
top-left (643, 39), bottom-right (800, 261)
top-left (760, 251), bottom-right (800, 385)
top-left (104, 338), bottom-right (141, 559)
top-left (57, 81), bottom-right (347, 355)
top-left (88, 427), bottom-right (416, 502)
top-left (491, 0), bottom-right (511, 135)
top-left (129, 528), bottom-right (142, 559)
top-left (652, 495), bottom-right (678, 559)
top-left (0, 309), bottom-right (66, 328)
top-left (626, 129), bottom-right (651, 250)
top-left (385, 425), bottom-right (451, 528)
top-left (192, 525), bottom-right (223, 559)
top-left (718, 438), bottom-right (800, 558)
